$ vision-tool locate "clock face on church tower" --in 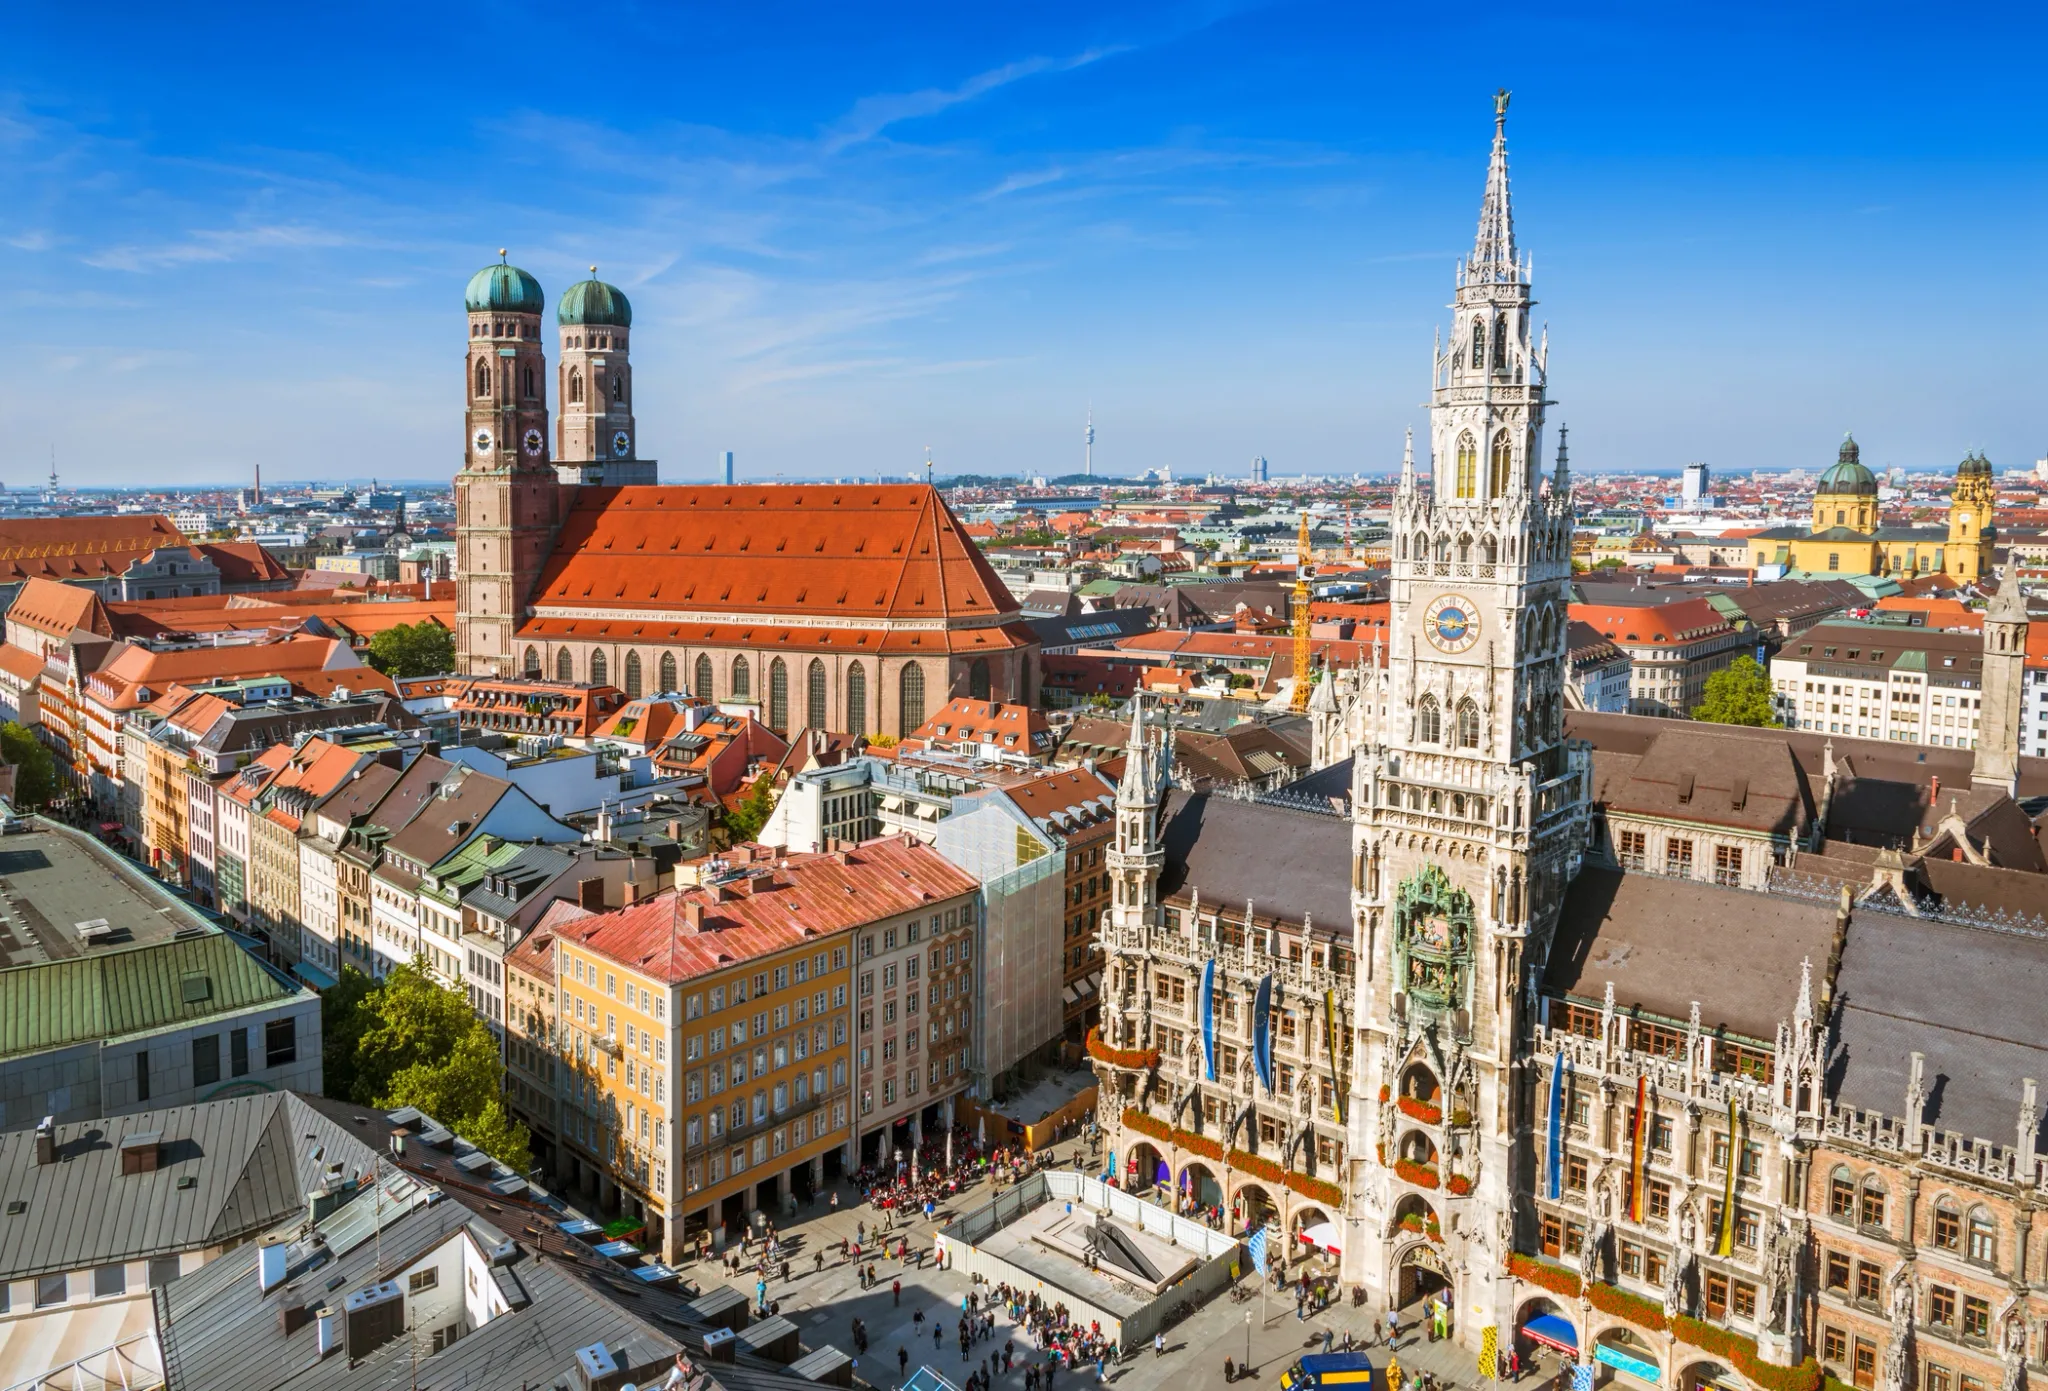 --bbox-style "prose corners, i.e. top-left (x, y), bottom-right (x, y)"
top-left (522, 428), bottom-right (544, 457)
top-left (1424, 593), bottom-right (1480, 654)
top-left (472, 428), bottom-right (494, 456)
top-left (611, 430), bottom-right (632, 458)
